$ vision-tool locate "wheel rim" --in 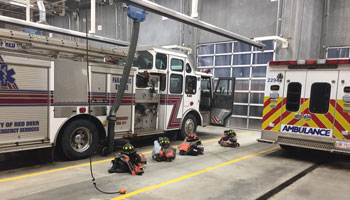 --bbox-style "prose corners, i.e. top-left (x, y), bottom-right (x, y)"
top-left (70, 127), bottom-right (92, 153)
top-left (184, 118), bottom-right (195, 135)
